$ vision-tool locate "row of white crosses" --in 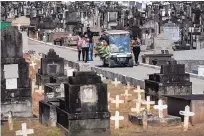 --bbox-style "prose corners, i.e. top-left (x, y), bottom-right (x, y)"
top-left (108, 77), bottom-right (194, 131)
